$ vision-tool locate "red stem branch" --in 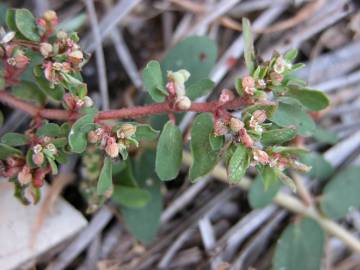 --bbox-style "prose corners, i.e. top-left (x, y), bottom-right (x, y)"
top-left (0, 91), bottom-right (254, 122)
